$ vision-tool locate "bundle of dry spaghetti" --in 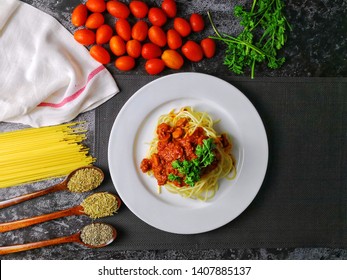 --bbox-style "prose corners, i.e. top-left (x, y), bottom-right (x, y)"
top-left (0, 122), bottom-right (95, 188)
